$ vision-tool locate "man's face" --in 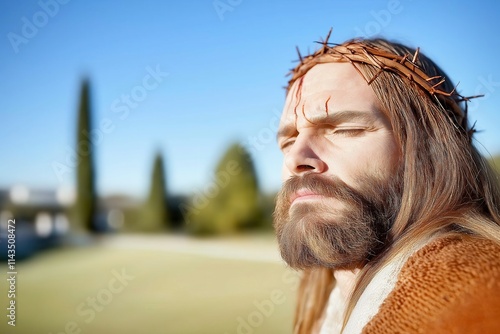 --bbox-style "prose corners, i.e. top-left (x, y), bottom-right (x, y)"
top-left (274, 62), bottom-right (401, 269)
